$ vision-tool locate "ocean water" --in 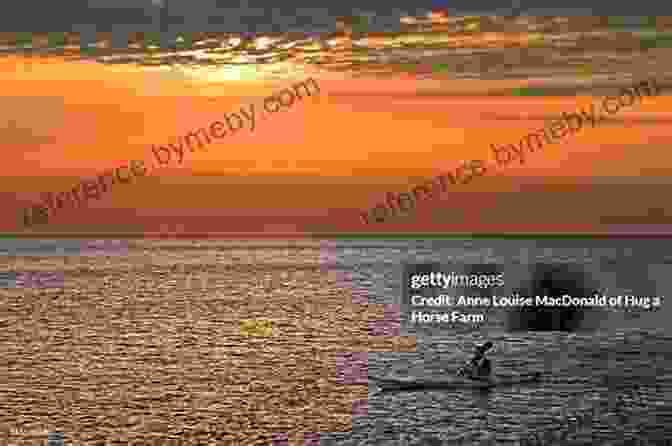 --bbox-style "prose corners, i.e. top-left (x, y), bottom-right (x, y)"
top-left (1, 238), bottom-right (671, 445)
